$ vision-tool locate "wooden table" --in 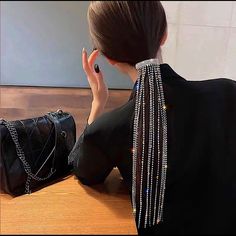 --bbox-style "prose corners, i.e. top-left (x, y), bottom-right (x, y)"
top-left (0, 86), bottom-right (137, 235)
top-left (0, 169), bottom-right (137, 235)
